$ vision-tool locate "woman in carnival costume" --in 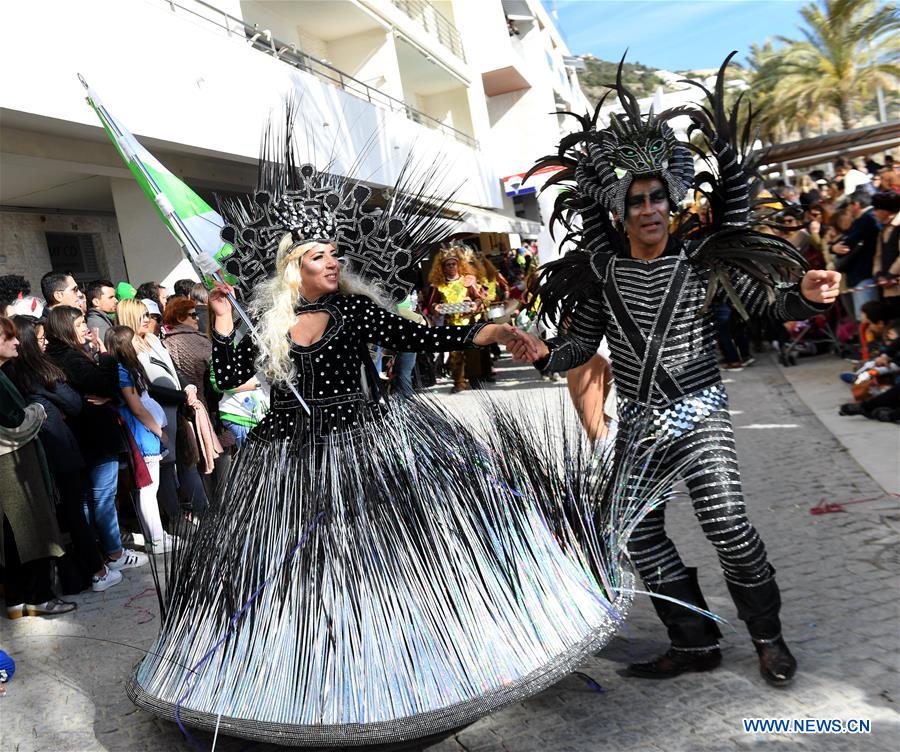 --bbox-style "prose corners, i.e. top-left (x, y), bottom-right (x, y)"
top-left (127, 115), bottom-right (676, 748)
